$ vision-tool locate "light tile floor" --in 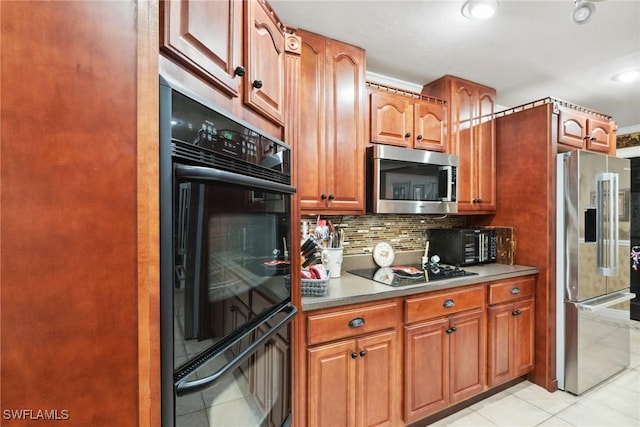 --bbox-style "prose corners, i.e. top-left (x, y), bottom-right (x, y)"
top-left (430, 325), bottom-right (640, 427)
